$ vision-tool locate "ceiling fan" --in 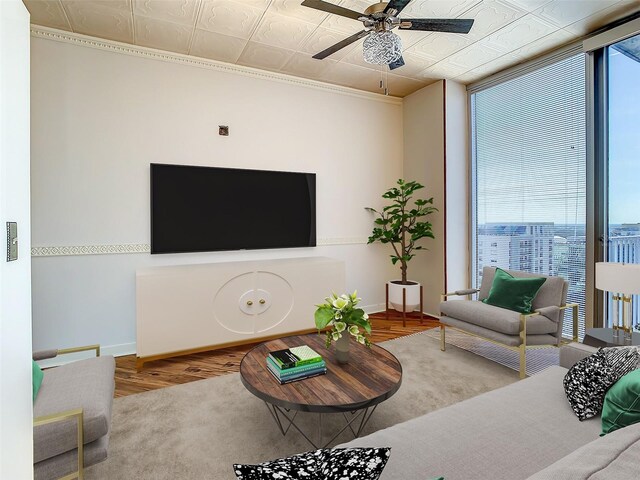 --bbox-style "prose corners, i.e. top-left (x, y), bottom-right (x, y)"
top-left (301, 0), bottom-right (474, 70)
